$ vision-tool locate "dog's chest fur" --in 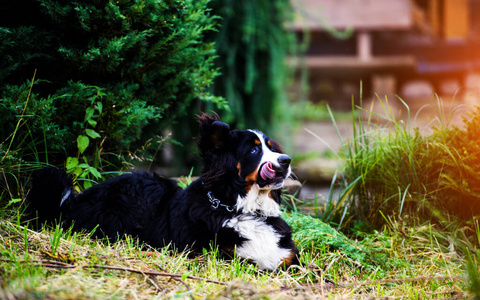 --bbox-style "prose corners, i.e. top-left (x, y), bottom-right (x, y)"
top-left (217, 187), bottom-right (291, 270)
top-left (236, 185), bottom-right (281, 217)
top-left (223, 215), bottom-right (291, 270)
